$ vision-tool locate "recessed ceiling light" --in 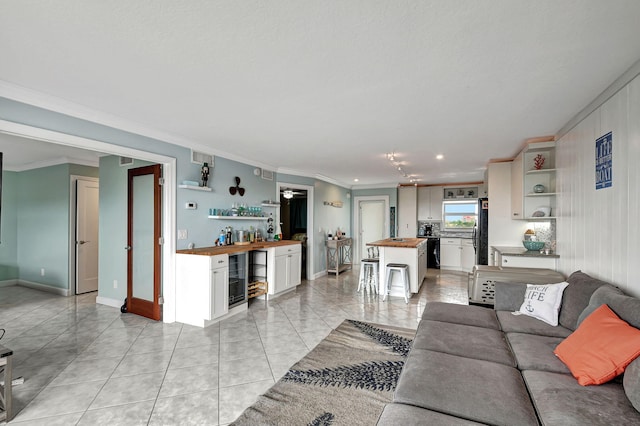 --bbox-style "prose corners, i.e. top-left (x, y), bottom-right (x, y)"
top-left (354, 178), bottom-right (359, 182)
top-left (436, 154), bottom-right (444, 160)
